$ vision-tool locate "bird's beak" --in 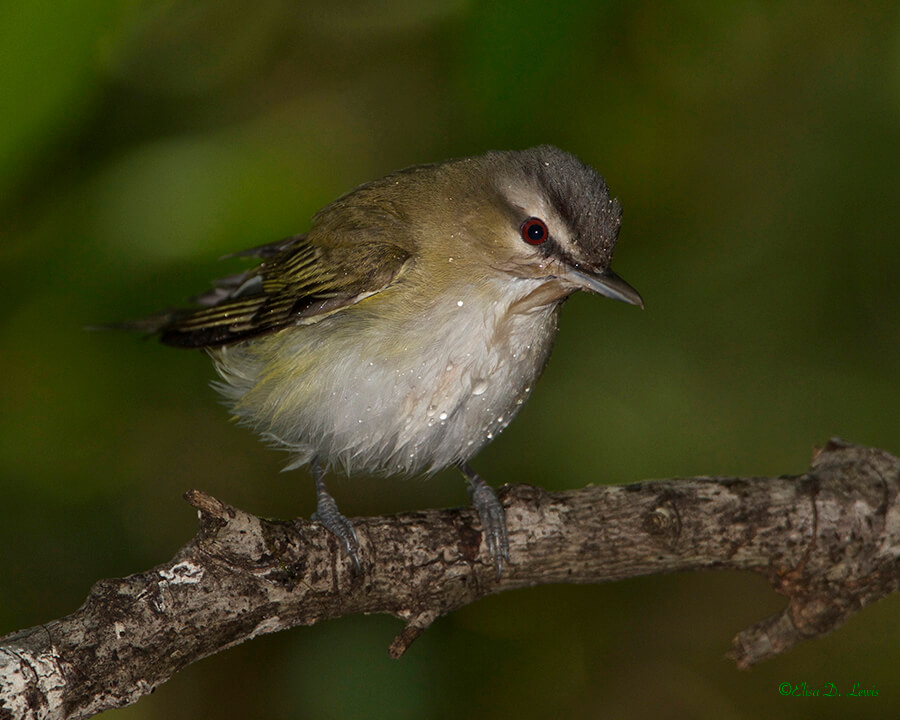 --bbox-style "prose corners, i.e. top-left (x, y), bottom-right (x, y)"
top-left (562, 267), bottom-right (644, 308)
